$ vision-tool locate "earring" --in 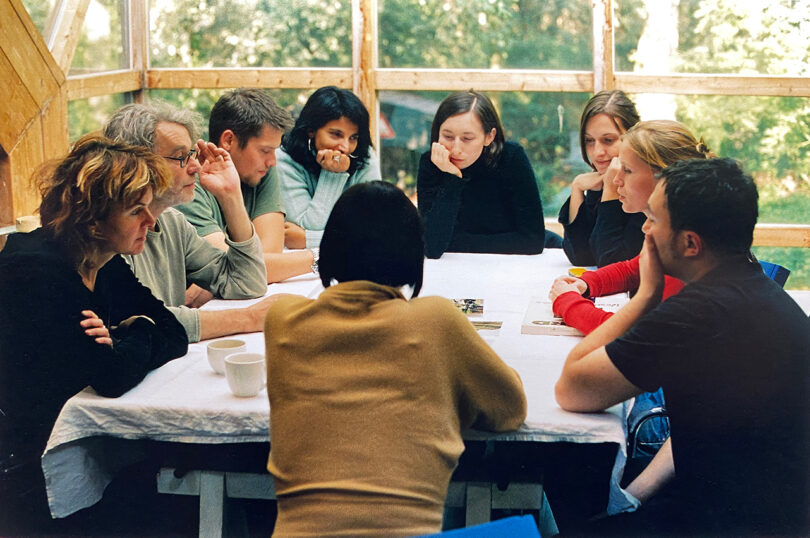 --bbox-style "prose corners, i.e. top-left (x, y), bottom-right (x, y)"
top-left (308, 138), bottom-right (313, 152)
